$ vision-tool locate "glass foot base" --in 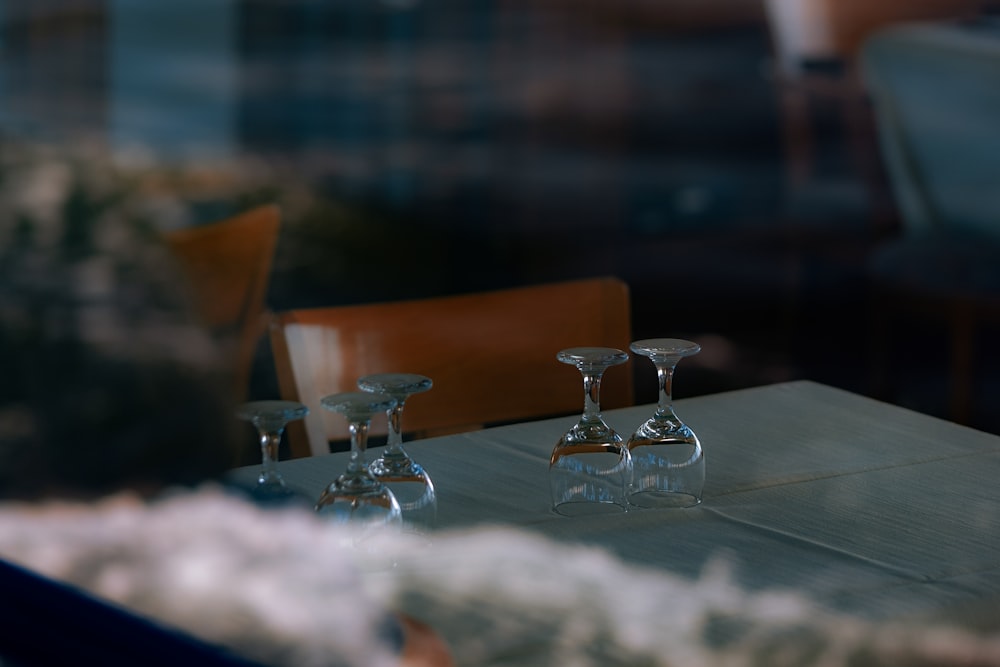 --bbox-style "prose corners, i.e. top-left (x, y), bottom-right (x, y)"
top-left (553, 500), bottom-right (628, 517)
top-left (628, 491), bottom-right (701, 509)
